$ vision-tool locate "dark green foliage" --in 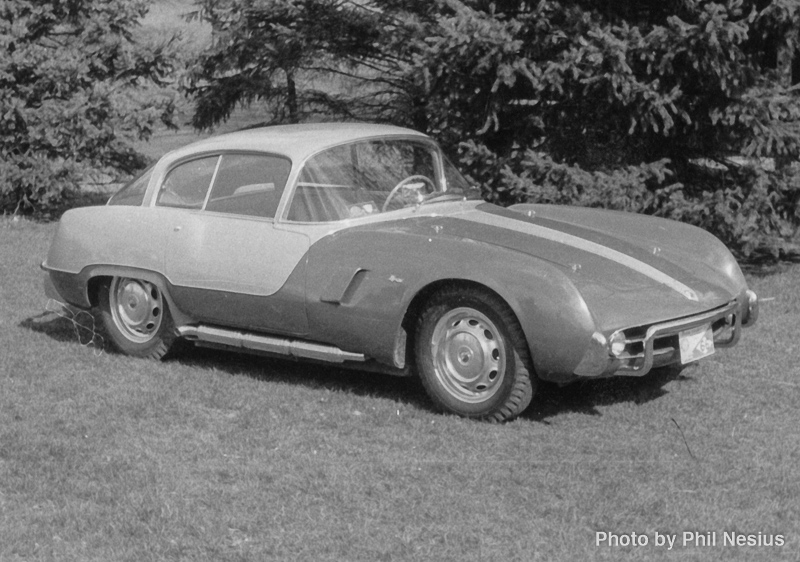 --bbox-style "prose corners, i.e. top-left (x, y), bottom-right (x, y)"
top-left (0, 0), bottom-right (177, 216)
top-left (190, 1), bottom-right (800, 260)
top-left (462, 141), bottom-right (800, 260)
top-left (187, 0), bottom-right (382, 128)
top-left (459, 142), bottom-right (677, 210)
